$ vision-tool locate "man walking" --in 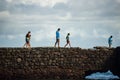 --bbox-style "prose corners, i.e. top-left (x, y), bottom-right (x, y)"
top-left (108, 35), bottom-right (113, 48)
top-left (54, 28), bottom-right (60, 48)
